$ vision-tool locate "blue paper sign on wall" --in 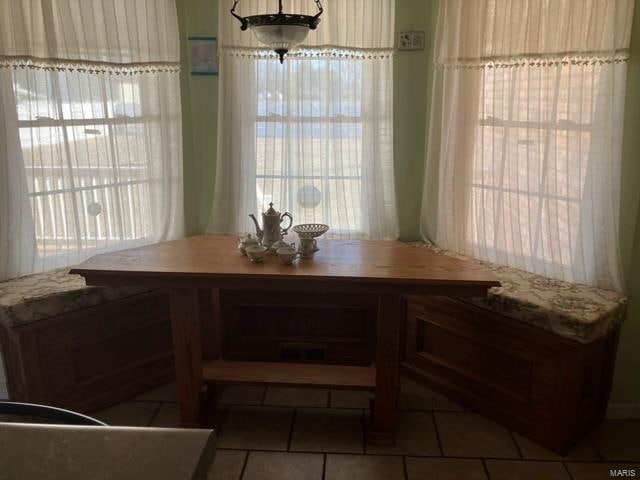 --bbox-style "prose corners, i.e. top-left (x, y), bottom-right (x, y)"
top-left (189, 37), bottom-right (218, 76)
